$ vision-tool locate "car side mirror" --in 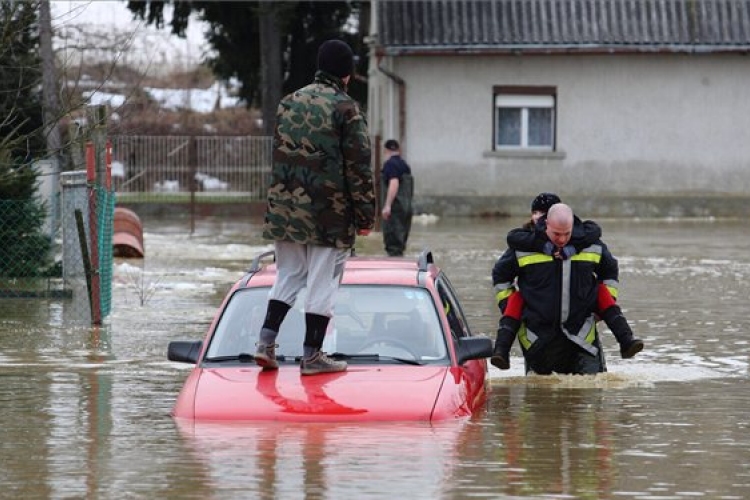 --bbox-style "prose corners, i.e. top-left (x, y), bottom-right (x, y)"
top-left (168, 340), bottom-right (203, 364)
top-left (455, 336), bottom-right (493, 365)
